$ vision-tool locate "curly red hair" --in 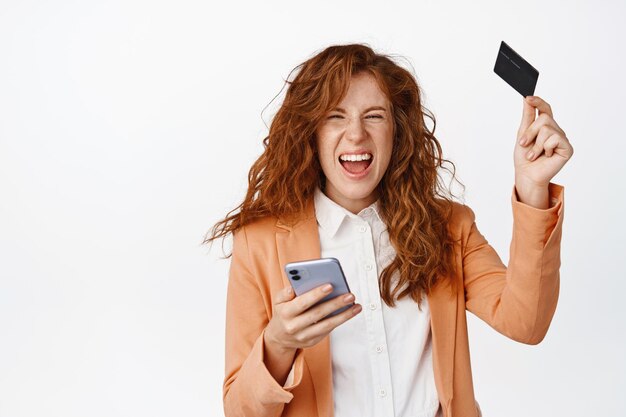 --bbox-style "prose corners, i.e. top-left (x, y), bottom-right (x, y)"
top-left (204, 43), bottom-right (465, 307)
